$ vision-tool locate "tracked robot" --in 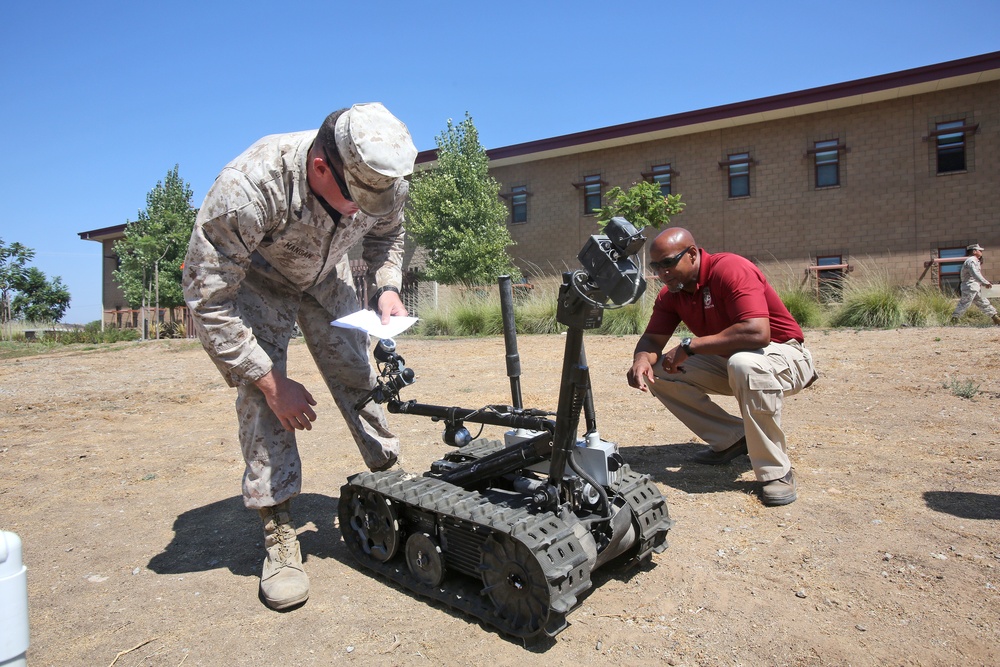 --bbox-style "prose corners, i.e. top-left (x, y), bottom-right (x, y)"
top-left (338, 217), bottom-right (673, 640)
